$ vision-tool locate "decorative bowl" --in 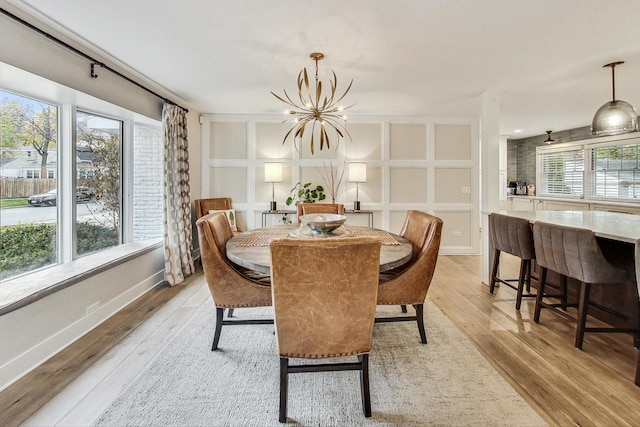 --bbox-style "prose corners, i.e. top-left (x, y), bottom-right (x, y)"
top-left (299, 214), bottom-right (347, 235)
